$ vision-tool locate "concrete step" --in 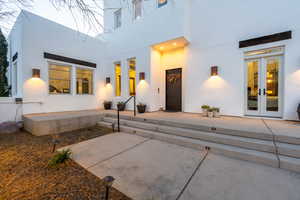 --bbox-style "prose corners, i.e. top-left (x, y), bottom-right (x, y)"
top-left (102, 117), bottom-right (300, 159)
top-left (97, 121), bottom-right (113, 129)
top-left (104, 113), bottom-right (300, 145)
top-left (104, 113), bottom-right (274, 141)
top-left (120, 125), bottom-right (300, 173)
